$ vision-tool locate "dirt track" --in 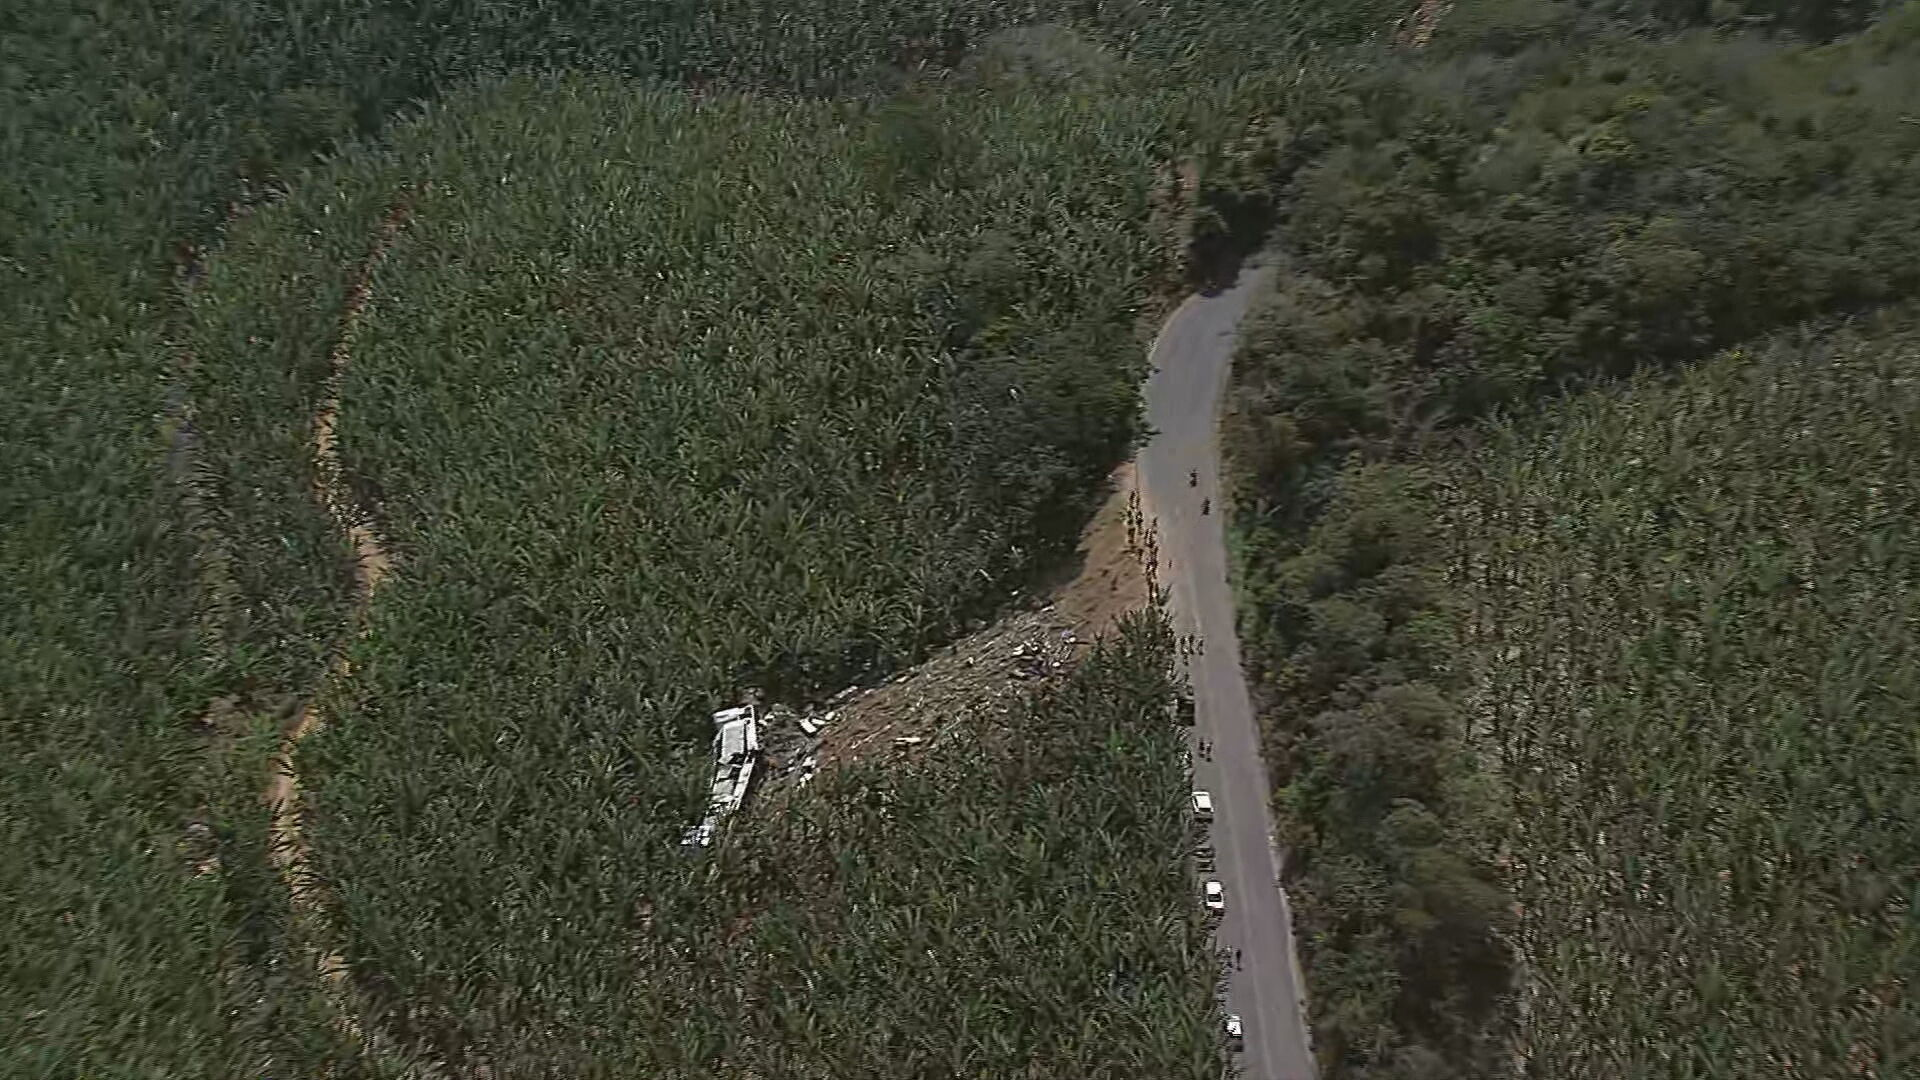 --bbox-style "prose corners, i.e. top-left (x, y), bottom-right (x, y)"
top-left (265, 191), bottom-right (418, 1050)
